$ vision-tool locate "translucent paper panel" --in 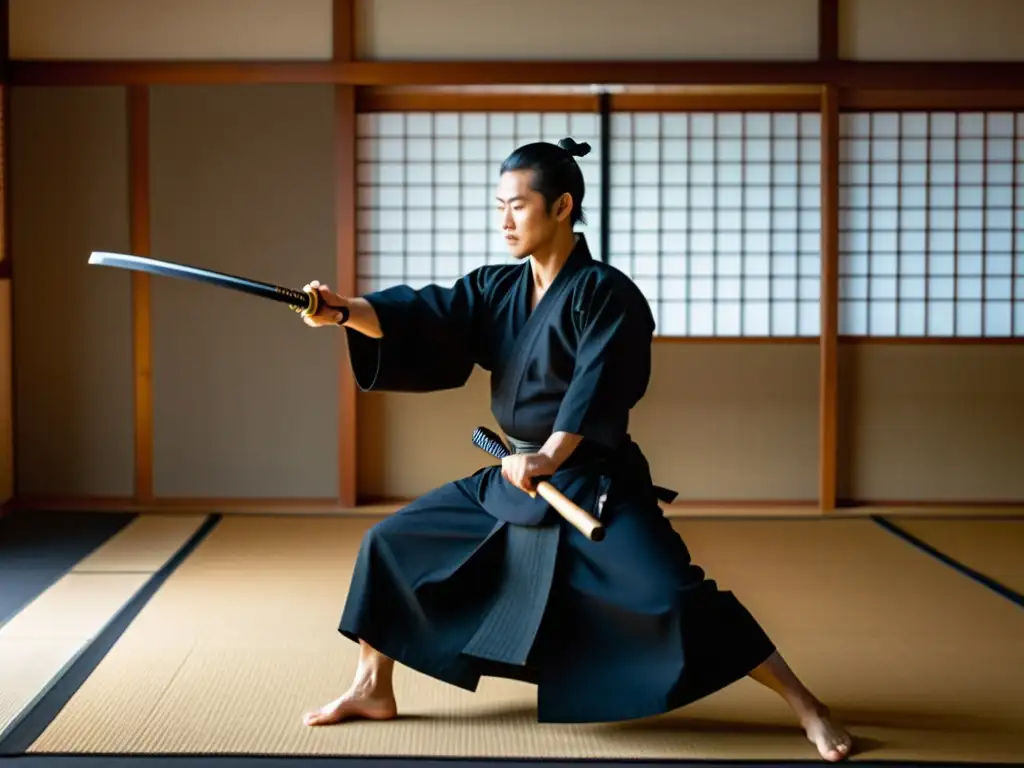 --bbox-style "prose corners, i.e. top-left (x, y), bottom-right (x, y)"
top-left (356, 112), bottom-right (602, 293)
top-left (839, 111), bottom-right (1023, 337)
top-left (608, 112), bottom-right (822, 337)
